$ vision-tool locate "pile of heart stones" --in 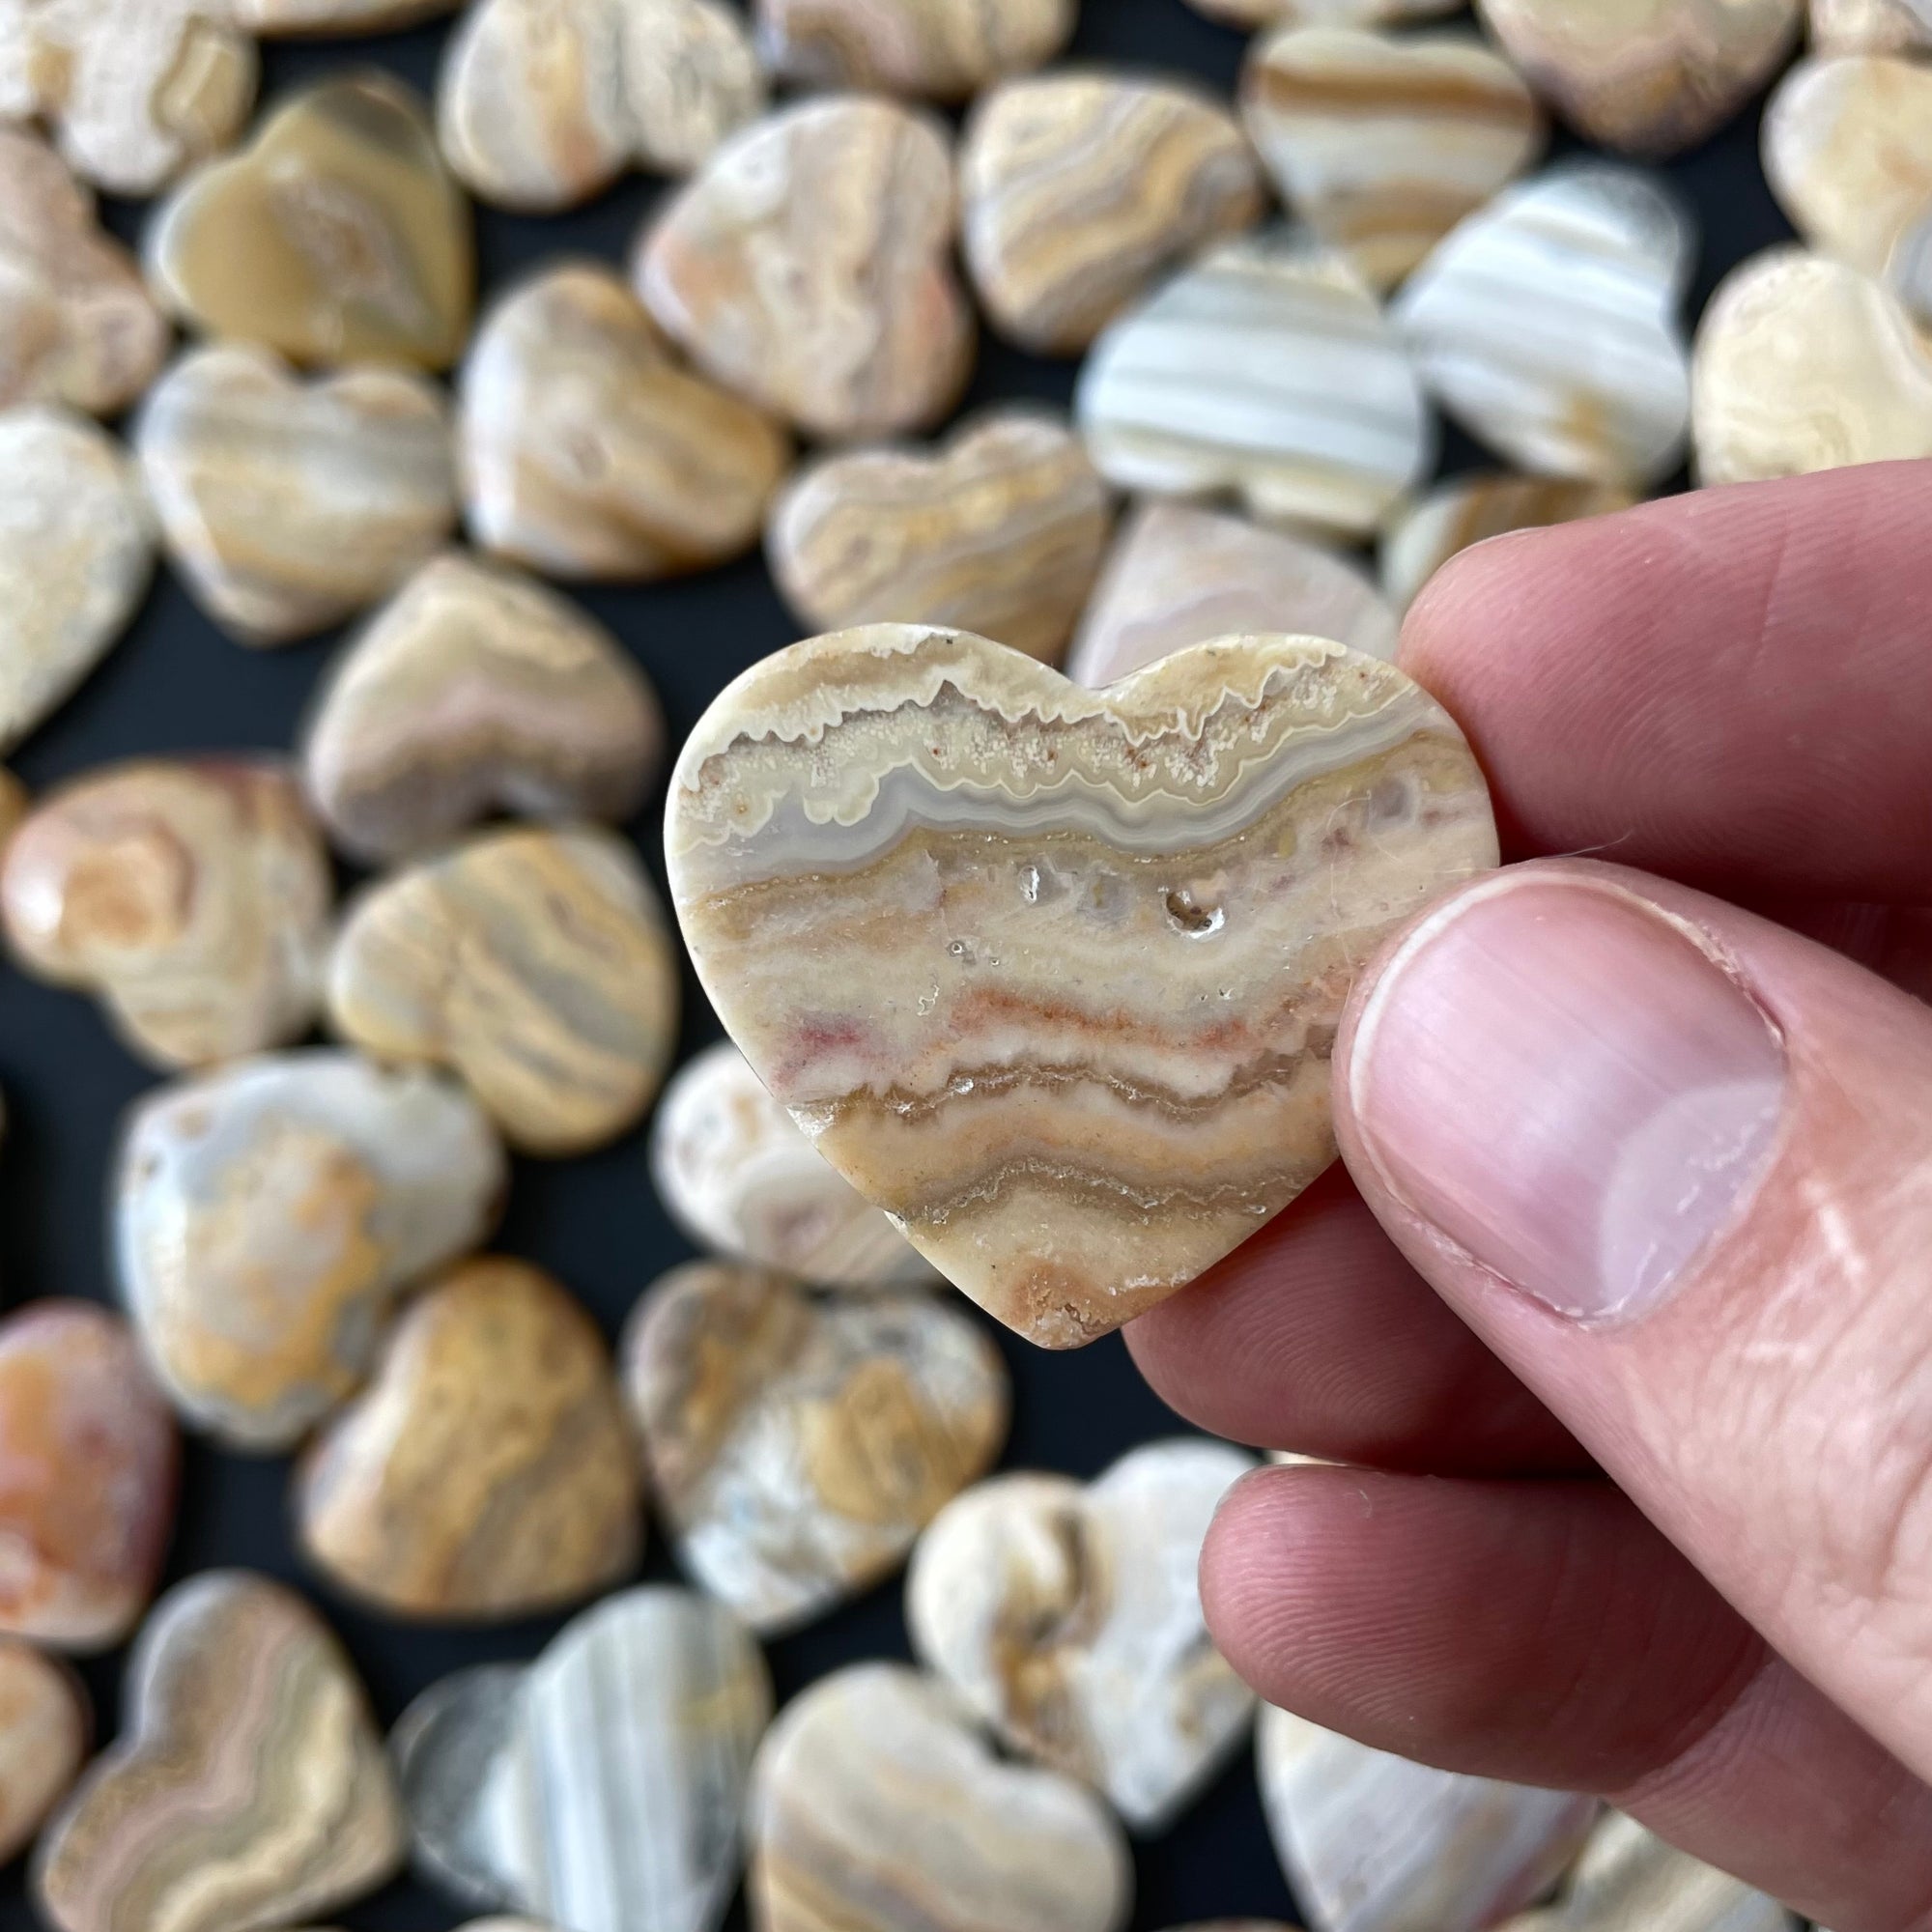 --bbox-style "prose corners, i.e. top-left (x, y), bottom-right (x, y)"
top-left (0, 0), bottom-right (1913, 1925)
